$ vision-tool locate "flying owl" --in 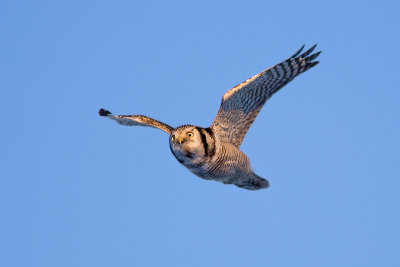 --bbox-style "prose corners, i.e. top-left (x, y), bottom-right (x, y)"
top-left (99, 45), bottom-right (321, 190)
